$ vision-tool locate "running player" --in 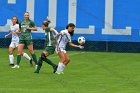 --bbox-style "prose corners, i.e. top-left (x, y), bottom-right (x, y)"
top-left (55, 23), bottom-right (84, 74)
top-left (5, 16), bottom-right (33, 66)
top-left (12, 12), bottom-right (38, 68)
top-left (34, 21), bottom-right (58, 73)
